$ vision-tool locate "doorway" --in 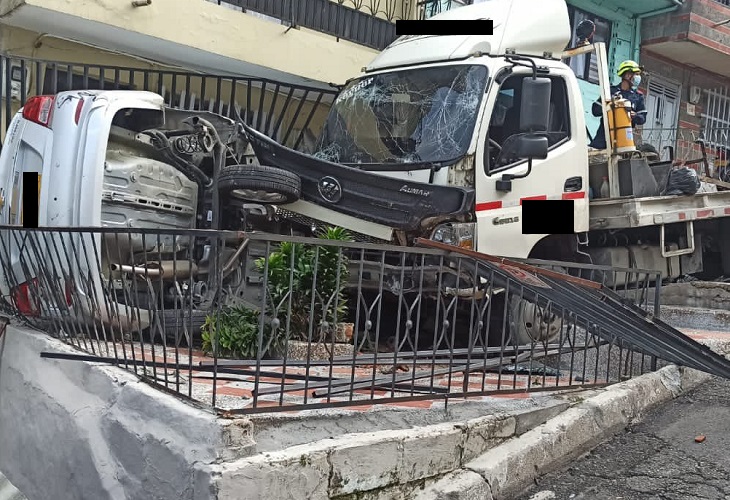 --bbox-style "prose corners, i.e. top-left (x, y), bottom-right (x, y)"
top-left (642, 77), bottom-right (681, 161)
